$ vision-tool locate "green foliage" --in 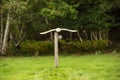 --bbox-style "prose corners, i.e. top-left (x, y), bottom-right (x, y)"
top-left (6, 40), bottom-right (108, 56)
top-left (76, 0), bottom-right (111, 31)
top-left (40, 1), bottom-right (78, 19)
top-left (20, 40), bottom-right (54, 56)
top-left (1, 0), bottom-right (120, 55)
top-left (59, 40), bottom-right (109, 53)
top-left (3, 0), bottom-right (28, 14)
